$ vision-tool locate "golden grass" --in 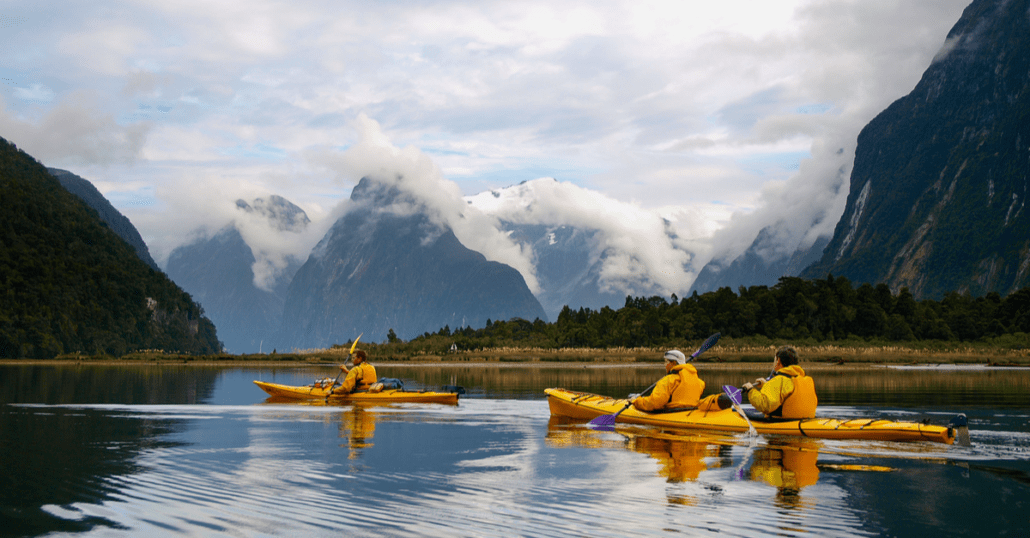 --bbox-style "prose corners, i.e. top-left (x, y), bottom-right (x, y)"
top-left (28, 342), bottom-right (1030, 366)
